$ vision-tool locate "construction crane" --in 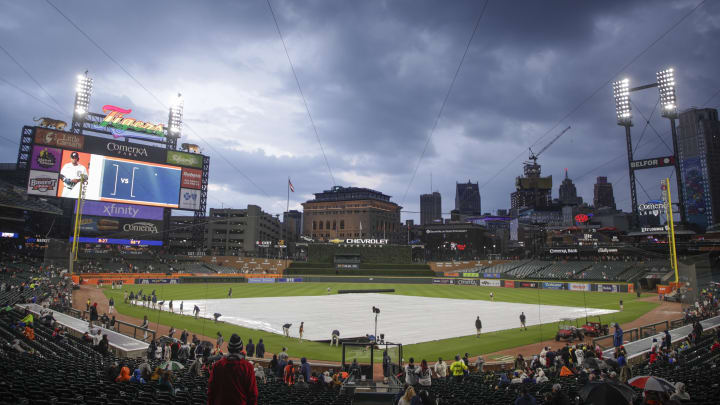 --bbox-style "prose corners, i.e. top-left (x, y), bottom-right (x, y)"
top-left (528, 126), bottom-right (572, 165)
